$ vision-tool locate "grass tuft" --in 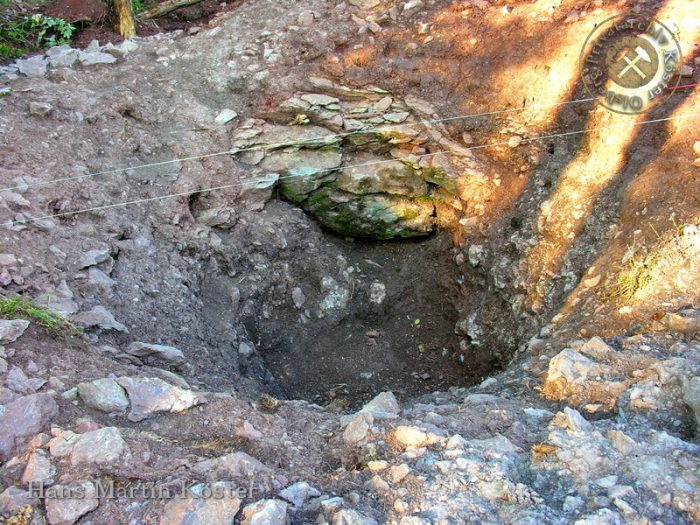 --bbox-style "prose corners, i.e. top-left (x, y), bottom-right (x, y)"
top-left (609, 250), bottom-right (661, 302)
top-left (608, 221), bottom-right (688, 303)
top-left (0, 295), bottom-right (81, 336)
